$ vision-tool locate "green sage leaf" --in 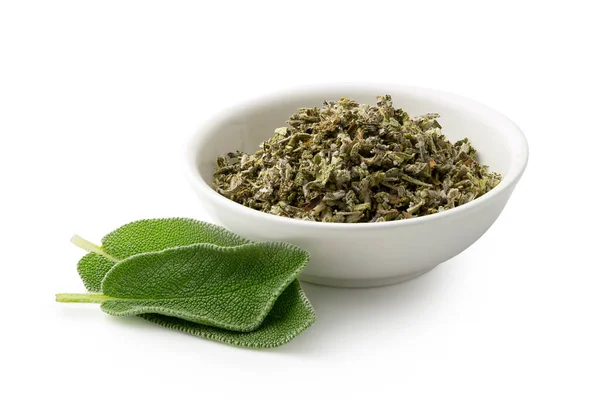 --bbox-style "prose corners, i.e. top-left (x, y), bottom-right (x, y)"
top-left (67, 218), bottom-right (316, 347)
top-left (95, 242), bottom-right (309, 331)
top-left (141, 280), bottom-right (314, 348)
top-left (78, 218), bottom-right (249, 292)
